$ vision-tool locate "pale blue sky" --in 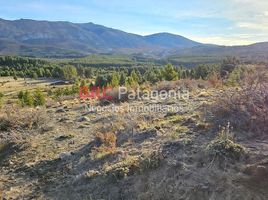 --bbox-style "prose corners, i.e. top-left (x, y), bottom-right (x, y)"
top-left (0, 0), bottom-right (268, 45)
